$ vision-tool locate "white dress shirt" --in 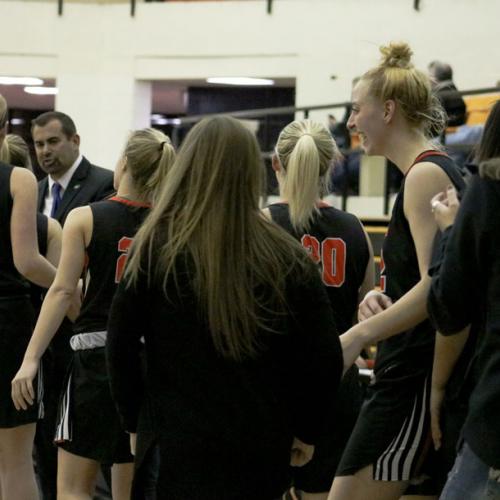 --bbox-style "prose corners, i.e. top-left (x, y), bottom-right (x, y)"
top-left (43, 154), bottom-right (83, 218)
